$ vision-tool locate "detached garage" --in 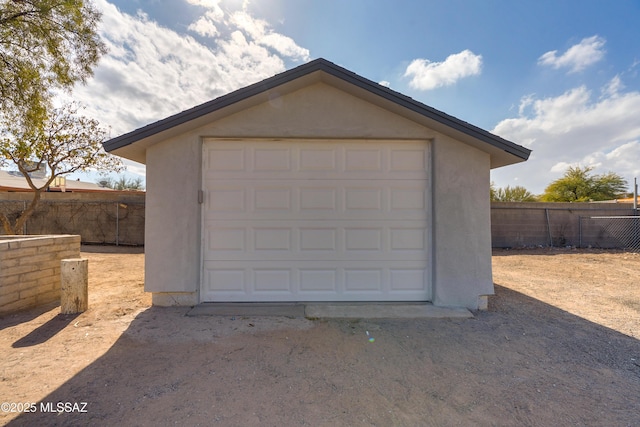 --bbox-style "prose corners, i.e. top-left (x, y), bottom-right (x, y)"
top-left (104, 58), bottom-right (530, 310)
